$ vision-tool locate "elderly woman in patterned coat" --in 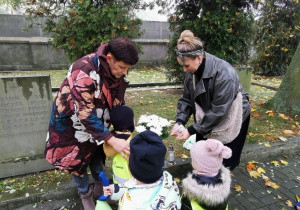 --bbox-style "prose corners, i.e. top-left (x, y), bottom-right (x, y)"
top-left (45, 37), bottom-right (139, 209)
